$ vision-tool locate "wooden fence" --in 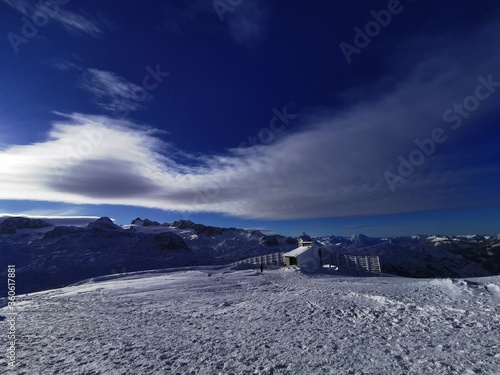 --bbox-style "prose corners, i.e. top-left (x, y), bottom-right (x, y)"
top-left (231, 252), bottom-right (382, 276)
top-left (332, 254), bottom-right (382, 275)
top-left (231, 252), bottom-right (285, 266)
